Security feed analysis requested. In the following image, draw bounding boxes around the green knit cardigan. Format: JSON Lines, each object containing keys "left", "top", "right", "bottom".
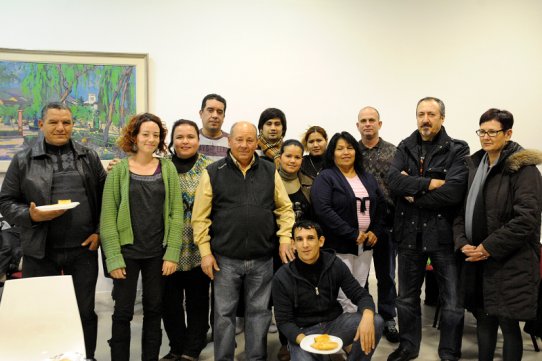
{"left": 100, "top": 157, "right": 184, "bottom": 272}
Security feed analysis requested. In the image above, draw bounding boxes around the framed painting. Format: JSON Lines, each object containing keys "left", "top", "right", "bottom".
{"left": 0, "top": 48, "right": 148, "bottom": 171}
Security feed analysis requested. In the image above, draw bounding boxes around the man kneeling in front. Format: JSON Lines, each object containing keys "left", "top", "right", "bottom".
{"left": 272, "top": 220, "right": 384, "bottom": 360}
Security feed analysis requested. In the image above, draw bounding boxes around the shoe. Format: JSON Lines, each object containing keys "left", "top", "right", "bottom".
{"left": 387, "top": 347, "right": 418, "bottom": 361}
{"left": 383, "top": 322, "right": 400, "bottom": 343}
{"left": 159, "top": 352, "right": 182, "bottom": 361}
{"left": 235, "top": 317, "right": 244, "bottom": 335}
{"left": 277, "top": 345, "right": 290, "bottom": 361}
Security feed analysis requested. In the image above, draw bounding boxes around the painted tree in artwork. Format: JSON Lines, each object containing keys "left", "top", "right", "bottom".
{"left": 20, "top": 63, "right": 92, "bottom": 119}
{"left": 96, "top": 66, "right": 134, "bottom": 144}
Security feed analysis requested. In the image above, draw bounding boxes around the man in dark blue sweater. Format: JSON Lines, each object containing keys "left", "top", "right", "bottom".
{"left": 272, "top": 220, "right": 384, "bottom": 361}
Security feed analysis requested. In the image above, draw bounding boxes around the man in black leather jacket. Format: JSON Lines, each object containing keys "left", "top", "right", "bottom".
{"left": 0, "top": 102, "right": 106, "bottom": 361}
{"left": 386, "top": 97, "right": 469, "bottom": 361}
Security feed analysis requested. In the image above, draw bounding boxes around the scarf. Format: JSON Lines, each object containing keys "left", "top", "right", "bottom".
{"left": 465, "top": 153, "right": 493, "bottom": 243}
{"left": 278, "top": 166, "right": 301, "bottom": 194}
{"left": 258, "top": 135, "right": 282, "bottom": 167}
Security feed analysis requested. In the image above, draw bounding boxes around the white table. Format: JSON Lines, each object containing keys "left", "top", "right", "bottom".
{"left": 0, "top": 275, "right": 85, "bottom": 360}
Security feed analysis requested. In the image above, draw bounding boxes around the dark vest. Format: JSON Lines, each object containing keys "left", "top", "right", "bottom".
{"left": 207, "top": 153, "right": 277, "bottom": 259}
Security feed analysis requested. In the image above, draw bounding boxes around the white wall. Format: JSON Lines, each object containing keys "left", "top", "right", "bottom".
{"left": 3, "top": 0, "right": 542, "bottom": 152}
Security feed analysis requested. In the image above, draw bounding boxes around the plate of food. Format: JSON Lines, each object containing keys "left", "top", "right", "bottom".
{"left": 300, "top": 333, "right": 343, "bottom": 354}
{"left": 36, "top": 200, "right": 80, "bottom": 211}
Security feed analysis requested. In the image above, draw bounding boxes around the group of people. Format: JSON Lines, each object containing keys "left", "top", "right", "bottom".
{"left": 0, "top": 94, "right": 540, "bottom": 361}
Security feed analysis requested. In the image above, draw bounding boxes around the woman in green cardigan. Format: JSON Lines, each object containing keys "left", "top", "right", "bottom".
{"left": 100, "top": 113, "right": 183, "bottom": 361}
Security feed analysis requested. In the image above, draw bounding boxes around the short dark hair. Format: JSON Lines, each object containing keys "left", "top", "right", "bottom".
{"left": 258, "top": 108, "right": 287, "bottom": 136}
{"left": 324, "top": 131, "right": 364, "bottom": 174}
{"left": 118, "top": 113, "right": 168, "bottom": 155}
{"left": 416, "top": 96, "right": 445, "bottom": 117}
{"left": 41, "top": 102, "right": 72, "bottom": 120}
{"left": 168, "top": 119, "right": 199, "bottom": 155}
{"left": 479, "top": 108, "right": 514, "bottom": 130}
{"left": 201, "top": 93, "right": 227, "bottom": 112}
{"left": 280, "top": 139, "right": 304, "bottom": 154}
{"left": 292, "top": 220, "right": 324, "bottom": 239}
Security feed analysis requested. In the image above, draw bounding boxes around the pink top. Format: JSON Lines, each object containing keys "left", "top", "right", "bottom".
{"left": 346, "top": 175, "right": 371, "bottom": 232}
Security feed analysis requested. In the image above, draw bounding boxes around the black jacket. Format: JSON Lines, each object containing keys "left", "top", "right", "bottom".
{"left": 311, "top": 166, "right": 386, "bottom": 255}
{"left": 453, "top": 142, "right": 542, "bottom": 320}
{"left": 387, "top": 128, "right": 469, "bottom": 251}
{"left": 272, "top": 250, "right": 375, "bottom": 343}
{"left": 207, "top": 151, "right": 278, "bottom": 259}
{"left": 0, "top": 137, "right": 107, "bottom": 259}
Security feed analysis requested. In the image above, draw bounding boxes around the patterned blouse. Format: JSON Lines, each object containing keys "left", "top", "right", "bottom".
{"left": 177, "top": 153, "right": 214, "bottom": 271}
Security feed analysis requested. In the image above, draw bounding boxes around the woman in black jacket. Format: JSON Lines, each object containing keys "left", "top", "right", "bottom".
{"left": 311, "top": 131, "right": 385, "bottom": 313}
{"left": 454, "top": 108, "right": 542, "bottom": 361}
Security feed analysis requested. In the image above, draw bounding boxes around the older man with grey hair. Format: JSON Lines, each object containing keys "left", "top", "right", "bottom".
{"left": 192, "top": 121, "right": 295, "bottom": 360}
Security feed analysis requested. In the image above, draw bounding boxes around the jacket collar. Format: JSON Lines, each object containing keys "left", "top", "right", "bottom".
{"left": 403, "top": 126, "right": 451, "bottom": 148}
{"left": 30, "top": 134, "right": 87, "bottom": 158}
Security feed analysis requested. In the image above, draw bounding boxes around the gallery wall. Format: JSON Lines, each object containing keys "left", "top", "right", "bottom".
{"left": 3, "top": 0, "right": 542, "bottom": 152}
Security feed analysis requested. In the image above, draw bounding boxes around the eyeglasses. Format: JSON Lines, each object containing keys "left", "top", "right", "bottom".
{"left": 475, "top": 129, "right": 504, "bottom": 137}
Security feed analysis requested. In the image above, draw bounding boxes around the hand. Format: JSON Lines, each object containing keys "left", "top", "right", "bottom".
{"left": 106, "top": 158, "right": 121, "bottom": 172}
{"left": 201, "top": 254, "right": 220, "bottom": 280}
{"left": 404, "top": 196, "right": 414, "bottom": 203}
{"left": 462, "top": 244, "right": 490, "bottom": 262}
{"left": 162, "top": 260, "right": 177, "bottom": 276}
{"left": 356, "top": 231, "right": 368, "bottom": 245}
{"left": 400, "top": 170, "right": 409, "bottom": 176}
{"left": 81, "top": 233, "right": 100, "bottom": 251}
{"left": 110, "top": 268, "right": 126, "bottom": 279}
{"left": 29, "top": 202, "right": 66, "bottom": 222}
{"left": 279, "top": 243, "right": 295, "bottom": 263}
{"left": 354, "top": 309, "right": 375, "bottom": 355}
{"left": 364, "top": 231, "right": 378, "bottom": 247}
{"left": 429, "top": 179, "right": 446, "bottom": 190}
{"left": 295, "top": 333, "right": 306, "bottom": 345}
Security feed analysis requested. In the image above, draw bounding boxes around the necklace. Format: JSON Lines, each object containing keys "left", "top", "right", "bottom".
{"left": 309, "top": 155, "right": 322, "bottom": 176}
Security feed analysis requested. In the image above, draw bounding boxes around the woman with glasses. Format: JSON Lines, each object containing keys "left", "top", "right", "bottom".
{"left": 454, "top": 108, "right": 542, "bottom": 361}
{"left": 311, "top": 131, "right": 386, "bottom": 312}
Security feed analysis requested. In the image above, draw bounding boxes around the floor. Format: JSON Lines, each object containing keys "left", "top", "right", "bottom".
{"left": 92, "top": 267, "right": 541, "bottom": 361}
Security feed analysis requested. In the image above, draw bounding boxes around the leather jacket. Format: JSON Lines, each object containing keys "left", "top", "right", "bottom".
{"left": 0, "top": 137, "right": 107, "bottom": 258}
{"left": 387, "top": 128, "right": 469, "bottom": 251}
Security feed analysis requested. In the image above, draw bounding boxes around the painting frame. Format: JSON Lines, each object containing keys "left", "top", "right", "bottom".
{"left": 0, "top": 48, "right": 149, "bottom": 172}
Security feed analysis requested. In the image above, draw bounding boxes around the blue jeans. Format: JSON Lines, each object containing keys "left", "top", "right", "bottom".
{"left": 213, "top": 255, "right": 273, "bottom": 361}
{"left": 288, "top": 312, "right": 384, "bottom": 361}
{"left": 372, "top": 228, "right": 397, "bottom": 321}
{"left": 396, "top": 248, "right": 464, "bottom": 360}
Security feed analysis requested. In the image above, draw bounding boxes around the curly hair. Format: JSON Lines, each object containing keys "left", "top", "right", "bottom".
{"left": 117, "top": 113, "right": 168, "bottom": 155}
{"left": 301, "top": 125, "right": 328, "bottom": 149}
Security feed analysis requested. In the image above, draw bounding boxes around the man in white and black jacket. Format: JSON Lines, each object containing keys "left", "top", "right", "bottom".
{"left": 272, "top": 220, "right": 384, "bottom": 361}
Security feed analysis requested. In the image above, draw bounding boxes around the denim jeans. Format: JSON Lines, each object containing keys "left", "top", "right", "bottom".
{"left": 288, "top": 312, "right": 384, "bottom": 361}
{"left": 162, "top": 266, "right": 210, "bottom": 358}
{"left": 110, "top": 256, "right": 164, "bottom": 361}
{"left": 213, "top": 254, "right": 273, "bottom": 361}
{"left": 396, "top": 248, "right": 464, "bottom": 360}
{"left": 371, "top": 228, "right": 397, "bottom": 321}
{"left": 23, "top": 247, "right": 98, "bottom": 359}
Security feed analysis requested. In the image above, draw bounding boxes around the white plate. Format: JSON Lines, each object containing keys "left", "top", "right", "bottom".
{"left": 300, "top": 334, "right": 343, "bottom": 354}
{"left": 36, "top": 202, "right": 80, "bottom": 211}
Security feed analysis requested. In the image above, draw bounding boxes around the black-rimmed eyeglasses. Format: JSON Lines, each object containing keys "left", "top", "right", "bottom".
{"left": 475, "top": 129, "right": 504, "bottom": 137}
